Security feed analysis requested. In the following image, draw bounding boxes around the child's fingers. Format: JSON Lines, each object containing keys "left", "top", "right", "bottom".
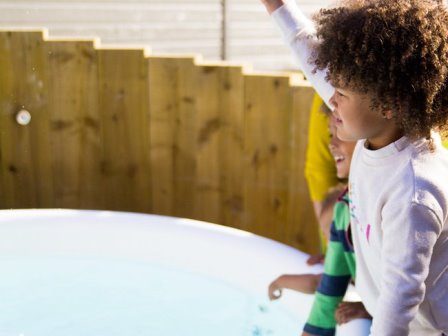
{"left": 335, "top": 308, "right": 348, "bottom": 324}
{"left": 306, "top": 254, "right": 325, "bottom": 265}
{"left": 269, "top": 288, "right": 282, "bottom": 300}
{"left": 268, "top": 282, "right": 282, "bottom": 300}
{"left": 336, "top": 302, "right": 354, "bottom": 315}
{"left": 336, "top": 302, "right": 357, "bottom": 324}
{"left": 336, "top": 302, "right": 371, "bottom": 324}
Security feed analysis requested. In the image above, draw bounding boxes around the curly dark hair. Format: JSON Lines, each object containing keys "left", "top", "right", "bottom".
{"left": 312, "top": 0, "right": 448, "bottom": 143}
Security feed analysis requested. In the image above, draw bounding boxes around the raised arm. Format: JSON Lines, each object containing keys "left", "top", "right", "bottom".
{"left": 260, "top": 0, "right": 285, "bottom": 14}
{"left": 261, "top": 0, "right": 335, "bottom": 108}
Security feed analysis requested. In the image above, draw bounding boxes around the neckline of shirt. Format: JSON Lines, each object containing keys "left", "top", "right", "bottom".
{"left": 361, "top": 136, "right": 410, "bottom": 160}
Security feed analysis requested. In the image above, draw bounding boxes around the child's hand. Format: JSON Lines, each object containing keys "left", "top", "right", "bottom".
{"left": 260, "top": 0, "right": 285, "bottom": 14}
{"left": 335, "top": 301, "right": 372, "bottom": 325}
{"left": 268, "top": 277, "right": 283, "bottom": 300}
{"left": 306, "top": 254, "right": 325, "bottom": 265}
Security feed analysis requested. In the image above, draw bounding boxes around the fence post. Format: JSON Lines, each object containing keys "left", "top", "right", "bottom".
{"left": 221, "top": 0, "right": 228, "bottom": 60}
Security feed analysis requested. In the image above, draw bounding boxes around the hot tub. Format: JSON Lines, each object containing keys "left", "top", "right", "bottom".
{"left": 0, "top": 209, "right": 368, "bottom": 335}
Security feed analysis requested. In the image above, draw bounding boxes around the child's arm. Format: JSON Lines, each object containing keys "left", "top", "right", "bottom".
{"left": 268, "top": 273, "right": 321, "bottom": 300}
{"left": 371, "top": 203, "right": 442, "bottom": 335}
{"left": 261, "top": 0, "right": 335, "bottom": 107}
{"left": 319, "top": 185, "right": 346, "bottom": 240}
{"left": 303, "top": 200, "right": 354, "bottom": 335}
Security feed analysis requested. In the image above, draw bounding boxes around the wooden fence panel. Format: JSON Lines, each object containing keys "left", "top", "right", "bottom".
{"left": 194, "top": 64, "right": 245, "bottom": 227}
{"left": 97, "top": 48, "right": 152, "bottom": 213}
{"left": 194, "top": 64, "right": 223, "bottom": 224}
{"left": 45, "top": 39, "right": 101, "bottom": 209}
{"left": 217, "top": 65, "right": 245, "bottom": 229}
{"left": 149, "top": 60, "right": 246, "bottom": 227}
{"left": 148, "top": 56, "right": 179, "bottom": 216}
{"left": 172, "top": 57, "right": 198, "bottom": 219}
{"left": 0, "top": 31, "right": 53, "bottom": 208}
{"left": 148, "top": 56, "right": 200, "bottom": 219}
{"left": 244, "top": 74, "right": 293, "bottom": 242}
{"left": 148, "top": 56, "right": 199, "bottom": 220}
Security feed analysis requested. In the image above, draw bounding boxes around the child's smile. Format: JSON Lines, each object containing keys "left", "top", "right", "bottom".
{"left": 328, "top": 116, "right": 357, "bottom": 179}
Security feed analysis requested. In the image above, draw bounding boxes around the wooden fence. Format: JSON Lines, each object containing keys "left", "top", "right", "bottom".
{"left": 0, "top": 30, "right": 320, "bottom": 254}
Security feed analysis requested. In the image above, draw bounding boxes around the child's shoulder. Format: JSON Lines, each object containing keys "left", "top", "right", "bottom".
{"left": 409, "top": 136, "right": 448, "bottom": 180}
{"left": 407, "top": 137, "right": 448, "bottom": 216}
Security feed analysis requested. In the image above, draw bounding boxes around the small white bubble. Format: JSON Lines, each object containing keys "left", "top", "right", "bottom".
{"left": 16, "top": 110, "right": 31, "bottom": 126}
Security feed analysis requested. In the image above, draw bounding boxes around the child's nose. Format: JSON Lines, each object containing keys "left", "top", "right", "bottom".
{"left": 329, "top": 91, "right": 338, "bottom": 109}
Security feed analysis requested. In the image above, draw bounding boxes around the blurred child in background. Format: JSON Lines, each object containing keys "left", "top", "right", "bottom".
{"left": 268, "top": 108, "right": 371, "bottom": 336}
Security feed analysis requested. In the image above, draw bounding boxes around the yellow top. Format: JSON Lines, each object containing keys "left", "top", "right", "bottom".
{"left": 305, "top": 94, "right": 339, "bottom": 202}
{"left": 443, "top": 139, "right": 448, "bottom": 149}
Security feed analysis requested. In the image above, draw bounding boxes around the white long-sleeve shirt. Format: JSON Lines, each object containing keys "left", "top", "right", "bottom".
{"left": 349, "top": 136, "right": 448, "bottom": 336}
{"left": 271, "top": 2, "right": 448, "bottom": 335}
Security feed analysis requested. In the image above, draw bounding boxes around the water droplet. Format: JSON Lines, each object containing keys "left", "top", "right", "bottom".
{"left": 252, "top": 326, "right": 262, "bottom": 335}
{"left": 258, "top": 304, "right": 268, "bottom": 313}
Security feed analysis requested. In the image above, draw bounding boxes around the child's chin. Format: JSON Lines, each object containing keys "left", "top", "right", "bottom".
{"left": 336, "top": 170, "right": 349, "bottom": 179}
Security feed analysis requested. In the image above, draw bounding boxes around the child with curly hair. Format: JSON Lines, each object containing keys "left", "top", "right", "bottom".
{"left": 261, "top": 0, "right": 448, "bottom": 335}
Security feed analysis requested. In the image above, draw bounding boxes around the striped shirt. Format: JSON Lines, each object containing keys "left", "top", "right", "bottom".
{"left": 303, "top": 188, "right": 356, "bottom": 336}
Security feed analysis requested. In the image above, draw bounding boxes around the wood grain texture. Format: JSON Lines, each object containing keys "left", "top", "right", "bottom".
{"left": 0, "top": 31, "right": 320, "bottom": 253}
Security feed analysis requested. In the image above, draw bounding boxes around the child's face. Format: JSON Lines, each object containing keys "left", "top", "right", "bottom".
{"left": 328, "top": 116, "right": 357, "bottom": 179}
{"left": 329, "top": 87, "right": 402, "bottom": 149}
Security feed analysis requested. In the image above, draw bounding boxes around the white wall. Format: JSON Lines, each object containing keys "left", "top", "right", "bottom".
{"left": 226, "top": 0, "right": 331, "bottom": 70}
{"left": 0, "top": 0, "right": 333, "bottom": 70}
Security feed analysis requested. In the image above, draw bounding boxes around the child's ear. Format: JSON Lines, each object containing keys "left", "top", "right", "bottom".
{"left": 382, "top": 110, "right": 394, "bottom": 120}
